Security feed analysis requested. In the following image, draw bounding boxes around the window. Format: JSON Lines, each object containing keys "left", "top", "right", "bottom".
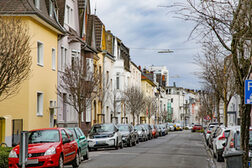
{"left": 37, "top": 92, "right": 43, "bottom": 116}
{"left": 49, "top": 0, "right": 53, "bottom": 17}
{"left": 116, "top": 76, "right": 120, "bottom": 89}
{"left": 37, "top": 42, "right": 43, "bottom": 66}
{"left": 52, "top": 48, "right": 56, "bottom": 70}
{"left": 34, "top": 0, "right": 40, "bottom": 9}
{"left": 66, "top": 5, "right": 70, "bottom": 24}
{"left": 60, "top": 47, "right": 67, "bottom": 71}
{"left": 71, "top": 51, "right": 78, "bottom": 70}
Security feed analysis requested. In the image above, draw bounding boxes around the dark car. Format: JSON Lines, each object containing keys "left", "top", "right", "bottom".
{"left": 8, "top": 128, "right": 79, "bottom": 168}
{"left": 139, "top": 124, "right": 152, "bottom": 140}
{"left": 67, "top": 127, "right": 89, "bottom": 161}
{"left": 118, "top": 124, "right": 137, "bottom": 147}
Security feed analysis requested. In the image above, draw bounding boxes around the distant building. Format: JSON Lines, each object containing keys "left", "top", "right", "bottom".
{"left": 146, "top": 66, "right": 169, "bottom": 87}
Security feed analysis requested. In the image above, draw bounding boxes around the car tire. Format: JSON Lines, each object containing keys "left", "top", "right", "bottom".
{"left": 83, "top": 150, "right": 89, "bottom": 160}
{"left": 120, "top": 141, "right": 123, "bottom": 149}
{"left": 57, "top": 155, "right": 64, "bottom": 168}
{"left": 133, "top": 140, "right": 136, "bottom": 146}
{"left": 72, "top": 152, "right": 80, "bottom": 168}
{"left": 137, "top": 139, "right": 139, "bottom": 144}
{"left": 217, "top": 153, "right": 223, "bottom": 162}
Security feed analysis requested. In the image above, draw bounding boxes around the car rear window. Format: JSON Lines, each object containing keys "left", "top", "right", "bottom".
{"left": 28, "top": 130, "right": 60, "bottom": 144}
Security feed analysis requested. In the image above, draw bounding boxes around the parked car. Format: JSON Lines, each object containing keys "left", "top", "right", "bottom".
{"left": 191, "top": 124, "right": 203, "bottom": 132}
{"left": 67, "top": 127, "right": 89, "bottom": 161}
{"left": 205, "top": 125, "right": 216, "bottom": 145}
{"left": 87, "top": 123, "right": 123, "bottom": 150}
{"left": 150, "top": 124, "right": 158, "bottom": 138}
{"left": 117, "top": 124, "right": 137, "bottom": 147}
{"left": 159, "top": 124, "right": 166, "bottom": 136}
{"left": 8, "top": 128, "right": 79, "bottom": 168}
{"left": 212, "top": 126, "right": 235, "bottom": 162}
{"left": 135, "top": 125, "right": 148, "bottom": 141}
{"left": 155, "top": 124, "right": 161, "bottom": 136}
{"left": 208, "top": 125, "right": 221, "bottom": 149}
{"left": 139, "top": 124, "right": 152, "bottom": 140}
{"left": 161, "top": 124, "right": 169, "bottom": 135}
{"left": 168, "top": 123, "right": 175, "bottom": 131}
{"left": 175, "top": 123, "right": 183, "bottom": 131}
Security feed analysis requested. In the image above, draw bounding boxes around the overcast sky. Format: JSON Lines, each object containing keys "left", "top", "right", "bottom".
{"left": 90, "top": 0, "right": 202, "bottom": 90}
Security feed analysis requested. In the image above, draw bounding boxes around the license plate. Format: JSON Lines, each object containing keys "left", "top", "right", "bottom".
{"left": 248, "top": 161, "right": 250, "bottom": 167}
{"left": 27, "top": 159, "right": 39, "bottom": 164}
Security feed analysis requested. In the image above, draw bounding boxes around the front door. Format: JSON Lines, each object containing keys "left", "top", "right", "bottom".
{"left": 0, "top": 118, "right": 4, "bottom": 144}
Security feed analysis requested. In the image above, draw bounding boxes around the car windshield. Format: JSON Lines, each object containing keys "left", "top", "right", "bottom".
{"left": 135, "top": 126, "right": 142, "bottom": 131}
{"left": 90, "top": 124, "right": 115, "bottom": 133}
{"left": 28, "top": 130, "right": 60, "bottom": 144}
{"left": 118, "top": 125, "right": 129, "bottom": 131}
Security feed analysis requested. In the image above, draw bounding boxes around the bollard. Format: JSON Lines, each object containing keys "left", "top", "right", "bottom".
{"left": 19, "top": 131, "right": 28, "bottom": 168}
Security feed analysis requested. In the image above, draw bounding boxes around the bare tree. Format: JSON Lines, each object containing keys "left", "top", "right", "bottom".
{"left": 169, "top": 1, "right": 252, "bottom": 165}
{"left": 124, "top": 87, "right": 145, "bottom": 126}
{"left": 0, "top": 17, "right": 31, "bottom": 101}
{"left": 160, "top": 109, "right": 168, "bottom": 123}
{"left": 58, "top": 57, "right": 100, "bottom": 128}
{"left": 196, "top": 39, "right": 236, "bottom": 127}
{"left": 145, "top": 97, "right": 157, "bottom": 124}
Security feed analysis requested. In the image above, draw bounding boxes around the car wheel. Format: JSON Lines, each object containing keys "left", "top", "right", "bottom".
{"left": 83, "top": 150, "right": 89, "bottom": 160}
{"left": 120, "top": 141, "right": 124, "bottom": 149}
{"left": 217, "top": 153, "right": 223, "bottom": 162}
{"left": 72, "top": 152, "right": 80, "bottom": 168}
{"left": 132, "top": 140, "right": 136, "bottom": 146}
{"left": 136, "top": 138, "right": 139, "bottom": 144}
{"left": 57, "top": 155, "right": 64, "bottom": 168}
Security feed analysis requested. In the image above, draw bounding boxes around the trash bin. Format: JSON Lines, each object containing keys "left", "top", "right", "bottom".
{"left": 223, "top": 151, "right": 243, "bottom": 168}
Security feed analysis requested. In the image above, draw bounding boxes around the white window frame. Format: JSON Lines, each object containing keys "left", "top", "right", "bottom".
{"left": 37, "top": 41, "right": 43, "bottom": 66}
{"left": 37, "top": 92, "right": 44, "bottom": 116}
{"left": 52, "top": 48, "right": 56, "bottom": 70}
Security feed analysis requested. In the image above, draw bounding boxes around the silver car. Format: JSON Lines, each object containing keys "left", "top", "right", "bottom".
{"left": 135, "top": 125, "right": 148, "bottom": 142}
{"left": 87, "top": 123, "right": 123, "bottom": 150}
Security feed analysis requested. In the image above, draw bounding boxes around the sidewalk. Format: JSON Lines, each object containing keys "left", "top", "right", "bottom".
{"left": 201, "top": 133, "right": 225, "bottom": 168}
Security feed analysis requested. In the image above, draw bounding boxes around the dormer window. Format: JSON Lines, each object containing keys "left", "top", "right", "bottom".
{"left": 49, "top": 0, "right": 53, "bottom": 17}
{"left": 34, "top": 0, "right": 40, "bottom": 9}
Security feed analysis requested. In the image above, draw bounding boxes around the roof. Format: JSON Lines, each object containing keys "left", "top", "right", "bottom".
{"left": 141, "top": 73, "right": 156, "bottom": 87}
{"left": 0, "top": 0, "right": 64, "bottom": 33}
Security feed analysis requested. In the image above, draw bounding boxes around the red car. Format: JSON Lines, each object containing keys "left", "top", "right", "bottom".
{"left": 191, "top": 125, "right": 203, "bottom": 132}
{"left": 8, "top": 128, "right": 79, "bottom": 168}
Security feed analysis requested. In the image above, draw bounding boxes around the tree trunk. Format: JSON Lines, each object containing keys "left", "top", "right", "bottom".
{"left": 132, "top": 112, "right": 135, "bottom": 126}
{"left": 216, "top": 97, "right": 220, "bottom": 125}
{"left": 137, "top": 114, "right": 140, "bottom": 125}
{"left": 224, "top": 100, "right": 228, "bottom": 127}
{"left": 78, "top": 112, "right": 82, "bottom": 128}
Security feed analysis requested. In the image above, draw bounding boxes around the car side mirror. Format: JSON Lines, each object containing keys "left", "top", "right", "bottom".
{"left": 79, "top": 136, "right": 85, "bottom": 140}
{"left": 115, "top": 128, "right": 119, "bottom": 132}
{"left": 222, "top": 142, "right": 226, "bottom": 147}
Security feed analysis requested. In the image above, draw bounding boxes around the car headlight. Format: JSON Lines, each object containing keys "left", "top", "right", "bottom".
{"left": 44, "top": 147, "right": 56, "bottom": 156}
{"left": 9, "top": 150, "right": 18, "bottom": 158}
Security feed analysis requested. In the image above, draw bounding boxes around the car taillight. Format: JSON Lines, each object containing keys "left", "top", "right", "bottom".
{"left": 218, "top": 132, "right": 225, "bottom": 140}
{"left": 230, "top": 138, "right": 234, "bottom": 148}
{"left": 207, "top": 130, "right": 211, "bottom": 134}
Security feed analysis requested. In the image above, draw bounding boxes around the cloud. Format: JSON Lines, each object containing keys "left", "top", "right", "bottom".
{"left": 91, "top": 0, "right": 202, "bottom": 89}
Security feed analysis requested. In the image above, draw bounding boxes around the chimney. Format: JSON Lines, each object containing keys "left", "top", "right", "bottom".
{"left": 138, "top": 66, "right": 141, "bottom": 70}
{"left": 173, "top": 82, "right": 176, "bottom": 87}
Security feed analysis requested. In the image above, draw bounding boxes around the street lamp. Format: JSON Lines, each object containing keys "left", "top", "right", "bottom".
{"left": 158, "top": 49, "right": 174, "bottom": 53}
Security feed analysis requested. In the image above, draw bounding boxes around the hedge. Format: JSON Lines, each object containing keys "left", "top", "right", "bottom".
{"left": 0, "top": 147, "right": 13, "bottom": 168}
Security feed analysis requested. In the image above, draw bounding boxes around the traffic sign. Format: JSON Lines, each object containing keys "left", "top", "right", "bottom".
{"left": 245, "top": 80, "right": 252, "bottom": 104}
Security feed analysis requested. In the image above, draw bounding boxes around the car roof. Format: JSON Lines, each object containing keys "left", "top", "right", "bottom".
{"left": 29, "top": 128, "right": 62, "bottom": 132}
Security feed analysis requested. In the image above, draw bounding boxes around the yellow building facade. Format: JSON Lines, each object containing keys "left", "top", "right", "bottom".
{"left": 0, "top": 16, "right": 62, "bottom": 146}
{"left": 141, "top": 75, "right": 156, "bottom": 124}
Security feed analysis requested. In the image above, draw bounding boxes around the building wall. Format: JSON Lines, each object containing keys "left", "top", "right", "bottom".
{"left": 0, "top": 17, "right": 59, "bottom": 146}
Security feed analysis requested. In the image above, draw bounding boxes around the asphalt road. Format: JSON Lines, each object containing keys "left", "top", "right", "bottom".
{"left": 74, "top": 131, "right": 210, "bottom": 168}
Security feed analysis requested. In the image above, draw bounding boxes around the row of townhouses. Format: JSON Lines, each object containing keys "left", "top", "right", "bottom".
{"left": 0, "top": 0, "right": 227, "bottom": 147}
